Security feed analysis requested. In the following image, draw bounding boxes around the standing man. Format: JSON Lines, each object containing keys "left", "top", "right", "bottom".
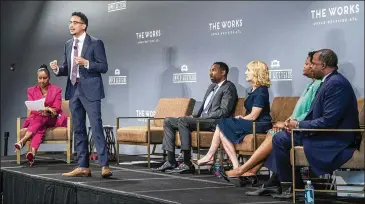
{"left": 50, "top": 12, "right": 112, "bottom": 178}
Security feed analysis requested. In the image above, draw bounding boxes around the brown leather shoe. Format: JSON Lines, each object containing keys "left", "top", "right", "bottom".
{"left": 62, "top": 168, "right": 91, "bottom": 177}
{"left": 101, "top": 166, "right": 112, "bottom": 178}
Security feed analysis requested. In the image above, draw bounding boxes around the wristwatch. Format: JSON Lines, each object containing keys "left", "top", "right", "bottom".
{"left": 295, "top": 121, "right": 300, "bottom": 129}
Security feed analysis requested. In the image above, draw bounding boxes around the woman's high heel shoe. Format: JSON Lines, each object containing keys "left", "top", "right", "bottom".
{"left": 192, "top": 159, "right": 214, "bottom": 166}
{"left": 14, "top": 142, "right": 23, "bottom": 151}
{"left": 26, "top": 152, "right": 35, "bottom": 167}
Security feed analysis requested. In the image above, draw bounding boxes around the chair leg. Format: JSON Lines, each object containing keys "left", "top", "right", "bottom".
{"left": 16, "top": 150, "right": 20, "bottom": 164}
{"left": 67, "top": 142, "right": 71, "bottom": 164}
{"left": 147, "top": 144, "right": 151, "bottom": 168}
{"left": 116, "top": 143, "right": 120, "bottom": 165}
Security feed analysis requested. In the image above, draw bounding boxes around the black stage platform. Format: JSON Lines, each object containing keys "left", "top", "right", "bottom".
{"left": 1, "top": 154, "right": 363, "bottom": 204}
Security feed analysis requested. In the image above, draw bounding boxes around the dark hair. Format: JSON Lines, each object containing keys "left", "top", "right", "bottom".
{"left": 308, "top": 51, "right": 316, "bottom": 62}
{"left": 38, "top": 64, "right": 50, "bottom": 78}
{"left": 315, "top": 49, "right": 338, "bottom": 70}
{"left": 213, "top": 62, "right": 229, "bottom": 77}
{"left": 72, "top": 11, "right": 88, "bottom": 31}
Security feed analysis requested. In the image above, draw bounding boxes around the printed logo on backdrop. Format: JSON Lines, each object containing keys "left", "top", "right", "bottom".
{"left": 269, "top": 60, "right": 292, "bottom": 81}
{"left": 209, "top": 19, "right": 243, "bottom": 36}
{"left": 136, "top": 110, "right": 156, "bottom": 122}
{"left": 109, "top": 69, "right": 127, "bottom": 85}
{"left": 108, "top": 1, "right": 126, "bottom": 12}
{"left": 173, "top": 65, "right": 197, "bottom": 83}
{"left": 136, "top": 30, "right": 161, "bottom": 44}
{"left": 310, "top": 3, "right": 361, "bottom": 26}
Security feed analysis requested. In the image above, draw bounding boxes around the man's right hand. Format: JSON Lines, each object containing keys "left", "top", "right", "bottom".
{"left": 49, "top": 60, "right": 59, "bottom": 72}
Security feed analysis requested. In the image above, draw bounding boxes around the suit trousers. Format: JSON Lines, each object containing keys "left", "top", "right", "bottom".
{"left": 161, "top": 117, "right": 215, "bottom": 153}
{"left": 264, "top": 130, "right": 303, "bottom": 182}
{"left": 69, "top": 83, "right": 108, "bottom": 168}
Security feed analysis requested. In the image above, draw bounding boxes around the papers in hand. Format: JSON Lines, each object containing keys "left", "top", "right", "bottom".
{"left": 25, "top": 98, "right": 45, "bottom": 111}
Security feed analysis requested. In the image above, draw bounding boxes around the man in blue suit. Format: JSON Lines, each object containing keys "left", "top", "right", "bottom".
{"left": 247, "top": 49, "right": 359, "bottom": 197}
{"left": 50, "top": 12, "right": 112, "bottom": 178}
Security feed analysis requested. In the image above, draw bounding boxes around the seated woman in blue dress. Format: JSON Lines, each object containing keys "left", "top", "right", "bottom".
{"left": 195, "top": 60, "right": 272, "bottom": 169}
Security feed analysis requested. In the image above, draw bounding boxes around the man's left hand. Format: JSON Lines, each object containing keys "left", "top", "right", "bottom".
{"left": 74, "top": 56, "right": 89, "bottom": 66}
{"left": 285, "top": 119, "right": 298, "bottom": 131}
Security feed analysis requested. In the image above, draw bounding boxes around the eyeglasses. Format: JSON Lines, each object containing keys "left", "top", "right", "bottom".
{"left": 69, "top": 21, "right": 84, "bottom": 25}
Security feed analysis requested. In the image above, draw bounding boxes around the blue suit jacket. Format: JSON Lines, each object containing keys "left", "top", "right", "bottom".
{"left": 57, "top": 34, "right": 108, "bottom": 101}
{"left": 299, "top": 71, "right": 359, "bottom": 176}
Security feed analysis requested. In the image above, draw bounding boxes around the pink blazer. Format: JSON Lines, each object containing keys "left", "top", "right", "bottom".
{"left": 23, "top": 83, "right": 67, "bottom": 128}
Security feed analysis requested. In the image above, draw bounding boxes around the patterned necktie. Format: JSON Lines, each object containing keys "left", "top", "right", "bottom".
{"left": 71, "top": 39, "right": 79, "bottom": 85}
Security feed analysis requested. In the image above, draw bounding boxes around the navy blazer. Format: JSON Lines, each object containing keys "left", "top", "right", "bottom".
{"left": 57, "top": 34, "right": 108, "bottom": 101}
{"left": 299, "top": 71, "right": 359, "bottom": 176}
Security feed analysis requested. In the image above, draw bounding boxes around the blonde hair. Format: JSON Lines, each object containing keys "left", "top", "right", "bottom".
{"left": 246, "top": 60, "right": 271, "bottom": 88}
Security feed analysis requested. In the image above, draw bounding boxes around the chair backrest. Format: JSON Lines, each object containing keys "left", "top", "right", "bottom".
{"left": 357, "top": 98, "right": 364, "bottom": 153}
{"left": 27, "top": 99, "right": 71, "bottom": 118}
{"left": 153, "top": 98, "right": 196, "bottom": 127}
{"left": 233, "top": 98, "right": 246, "bottom": 117}
{"left": 270, "top": 97, "right": 300, "bottom": 122}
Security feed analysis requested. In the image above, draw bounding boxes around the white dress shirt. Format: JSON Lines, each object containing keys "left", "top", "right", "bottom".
{"left": 53, "top": 32, "right": 89, "bottom": 78}
{"left": 203, "top": 80, "right": 225, "bottom": 112}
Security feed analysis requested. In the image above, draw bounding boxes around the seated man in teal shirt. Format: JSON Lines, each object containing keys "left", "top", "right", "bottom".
{"left": 223, "top": 51, "right": 321, "bottom": 183}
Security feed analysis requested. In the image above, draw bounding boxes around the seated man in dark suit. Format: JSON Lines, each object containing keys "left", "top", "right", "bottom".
{"left": 246, "top": 49, "right": 360, "bottom": 197}
{"left": 153, "top": 62, "right": 238, "bottom": 174}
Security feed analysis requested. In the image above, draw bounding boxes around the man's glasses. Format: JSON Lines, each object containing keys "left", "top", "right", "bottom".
{"left": 69, "top": 21, "right": 84, "bottom": 25}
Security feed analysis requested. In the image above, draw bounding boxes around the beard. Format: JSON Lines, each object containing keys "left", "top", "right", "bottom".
{"left": 210, "top": 77, "right": 217, "bottom": 83}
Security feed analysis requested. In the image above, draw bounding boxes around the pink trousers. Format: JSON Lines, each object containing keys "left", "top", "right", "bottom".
{"left": 22, "top": 114, "right": 57, "bottom": 149}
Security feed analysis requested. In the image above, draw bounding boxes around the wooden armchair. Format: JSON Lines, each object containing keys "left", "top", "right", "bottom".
{"left": 235, "top": 96, "right": 299, "bottom": 156}
{"left": 116, "top": 98, "right": 196, "bottom": 168}
{"left": 290, "top": 98, "right": 365, "bottom": 203}
{"left": 16, "top": 100, "right": 72, "bottom": 164}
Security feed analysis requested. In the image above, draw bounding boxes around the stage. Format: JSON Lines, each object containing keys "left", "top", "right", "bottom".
{"left": 1, "top": 154, "right": 363, "bottom": 204}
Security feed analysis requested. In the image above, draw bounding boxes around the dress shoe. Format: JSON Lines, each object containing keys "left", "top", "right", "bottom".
{"left": 220, "top": 171, "right": 258, "bottom": 187}
{"left": 26, "top": 152, "right": 34, "bottom": 167}
{"left": 152, "top": 161, "right": 177, "bottom": 172}
{"left": 62, "top": 168, "right": 91, "bottom": 177}
{"left": 271, "top": 186, "right": 293, "bottom": 199}
{"left": 101, "top": 166, "right": 113, "bottom": 178}
{"left": 165, "top": 163, "right": 195, "bottom": 174}
{"left": 245, "top": 184, "right": 282, "bottom": 196}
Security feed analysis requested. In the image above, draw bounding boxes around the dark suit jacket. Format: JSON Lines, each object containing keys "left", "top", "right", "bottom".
{"left": 193, "top": 80, "right": 238, "bottom": 120}
{"left": 299, "top": 71, "right": 359, "bottom": 176}
{"left": 56, "top": 34, "right": 108, "bottom": 101}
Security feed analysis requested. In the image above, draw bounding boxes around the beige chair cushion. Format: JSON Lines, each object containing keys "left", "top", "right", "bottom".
{"left": 233, "top": 98, "right": 246, "bottom": 117}
{"left": 293, "top": 146, "right": 364, "bottom": 169}
{"left": 153, "top": 98, "right": 195, "bottom": 127}
{"left": 117, "top": 126, "right": 164, "bottom": 144}
{"left": 235, "top": 133, "right": 267, "bottom": 152}
{"left": 20, "top": 127, "right": 69, "bottom": 141}
{"left": 270, "top": 97, "right": 299, "bottom": 122}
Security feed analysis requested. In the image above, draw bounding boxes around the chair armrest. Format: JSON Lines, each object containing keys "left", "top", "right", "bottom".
{"left": 291, "top": 128, "right": 365, "bottom": 149}
{"left": 17, "top": 116, "right": 28, "bottom": 120}
{"left": 116, "top": 116, "right": 154, "bottom": 129}
{"left": 195, "top": 118, "right": 216, "bottom": 132}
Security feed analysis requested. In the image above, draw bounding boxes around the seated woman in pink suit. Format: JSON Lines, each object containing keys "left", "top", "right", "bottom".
{"left": 14, "top": 64, "right": 67, "bottom": 166}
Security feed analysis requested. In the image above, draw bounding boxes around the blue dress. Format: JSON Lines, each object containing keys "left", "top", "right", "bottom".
{"left": 217, "top": 86, "right": 272, "bottom": 144}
